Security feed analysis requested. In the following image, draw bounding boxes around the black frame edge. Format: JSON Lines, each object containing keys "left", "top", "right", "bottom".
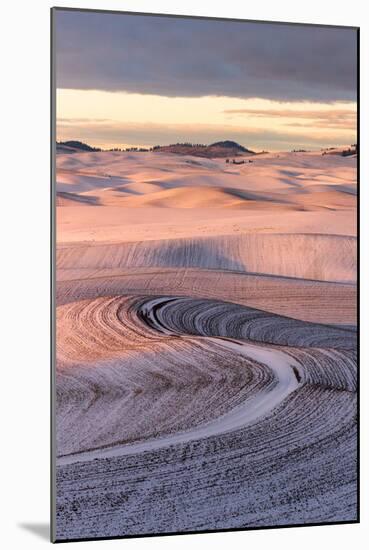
{"left": 50, "top": 6, "right": 57, "bottom": 544}
{"left": 356, "top": 25, "right": 360, "bottom": 525}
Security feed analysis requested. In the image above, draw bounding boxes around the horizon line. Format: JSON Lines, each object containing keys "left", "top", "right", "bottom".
{"left": 56, "top": 138, "right": 357, "bottom": 153}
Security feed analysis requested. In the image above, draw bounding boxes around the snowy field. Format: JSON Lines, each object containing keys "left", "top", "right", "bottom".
{"left": 55, "top": 149, "right": 357, "bottom": 539}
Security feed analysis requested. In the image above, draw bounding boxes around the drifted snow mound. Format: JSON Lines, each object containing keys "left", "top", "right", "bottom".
{"left": 57, "top": 232, "right": 356, "bottom": 283}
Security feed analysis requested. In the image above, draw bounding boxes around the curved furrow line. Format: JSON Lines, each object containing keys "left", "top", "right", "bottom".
{"left": 56, "top": 383, "right": 357, "bottom": 537}
{"left": 56, "top": 267, "right": 357, "bottom": 326}
{"left": 56, "top": 232, "right": 357, "bottom": 283}
{"left": 56, "top": 338, "right": 276, "bottom": 458}
{"left": 137, "top": 295, "right": 356, "bottom": 350}
{"left": 56, "top": 294, "right": 356, "bottom": 465}
{"left": 57, "top": 338, "right": 299, "bottom": 464}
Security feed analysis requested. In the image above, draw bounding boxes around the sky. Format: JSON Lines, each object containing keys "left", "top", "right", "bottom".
{"left": 55, "top": 10, "right": 357, "bottom": 151}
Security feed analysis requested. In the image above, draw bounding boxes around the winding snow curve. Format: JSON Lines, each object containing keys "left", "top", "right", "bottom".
{"left": 58, "top": 337, "right": 299, "bottom": 465}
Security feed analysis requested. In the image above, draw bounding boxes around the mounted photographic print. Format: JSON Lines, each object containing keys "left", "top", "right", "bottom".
{"left": 51, "top": 7, "right": 359, "bottom": 542}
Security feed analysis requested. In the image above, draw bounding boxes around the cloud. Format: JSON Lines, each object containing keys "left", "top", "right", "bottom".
{"left": 224, "top": 108, "right": 357, "bottom": 129}
{"left": 58, "top": 117, "right": 111, "bottom": 123}
{"left": 56, "top": 119, "right": 357, "bottom": 151}
{"left": 54, "top": 10, "right": 357, "bottom": 102}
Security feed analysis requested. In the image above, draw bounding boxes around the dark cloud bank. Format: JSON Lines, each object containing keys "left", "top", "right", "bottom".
{"left": 55, "top": 10, "right": 357, "bottom": 102}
